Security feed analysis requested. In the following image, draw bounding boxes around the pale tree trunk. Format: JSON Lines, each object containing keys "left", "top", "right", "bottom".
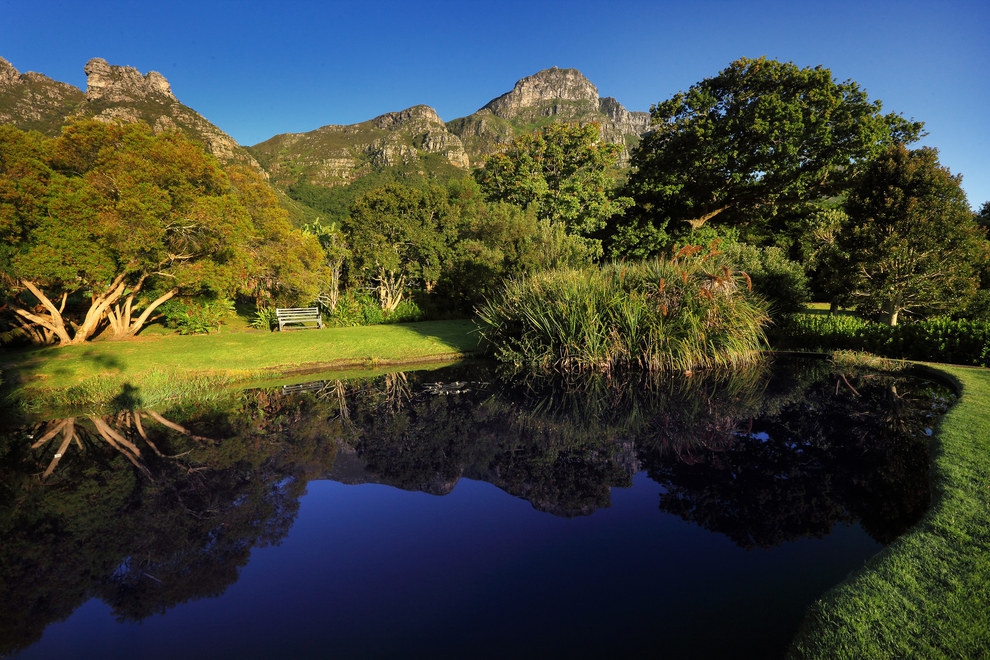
{"left": 317, "top": 257, "right": 344, "bottom": 311}
{"left": 884, "top": 300, "right": 900, "bottom": 327}
{"left": 11, "top": 275, "right": 128, "bottom": 345}
{"left": 11, "top": 281, "right": 75, "bottom": 344}
{"left": 106, "top": 276, "right": 178, "bottom": 339}
{"left": 376, "top": 267, "right": 406, "bottom": 313}
{"left": 686, "top": 206, "right": 730, "bottom": 230}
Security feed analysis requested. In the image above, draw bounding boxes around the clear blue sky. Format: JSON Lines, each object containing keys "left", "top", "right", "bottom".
{"left": 3, "top": 0, "right": 988, "bottom": 207}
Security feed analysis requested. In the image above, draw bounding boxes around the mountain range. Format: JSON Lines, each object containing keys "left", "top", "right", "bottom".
{"left": 0, "top": 57, "right": 650, "bottom": 191}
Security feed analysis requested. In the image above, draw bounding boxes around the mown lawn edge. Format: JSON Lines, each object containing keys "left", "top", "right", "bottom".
{"left": 789, "top": 363, "right": 990, "bottom": 658}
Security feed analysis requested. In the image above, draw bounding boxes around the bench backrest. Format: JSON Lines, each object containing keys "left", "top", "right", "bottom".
{"left": 275, "top": 307, "right": 323, "bottom": 330}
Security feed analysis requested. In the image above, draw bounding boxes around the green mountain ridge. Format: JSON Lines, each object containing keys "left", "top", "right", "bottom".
{"left": 253, "top": 66, "right": 651, "bottom": 190}
{"left": 0, "top": 56, "right": 261, "bottom": 172}
{"left": 1, "top": 58, "right": 649, "bottom": 196}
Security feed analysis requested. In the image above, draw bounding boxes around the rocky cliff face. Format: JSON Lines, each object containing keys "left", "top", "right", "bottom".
{"left": 482, "top": 67, "right": 600, "bottom": 117}
{"left": 0, "top": 57, "right": 85, "bottom": 134}
{"left": 3, "top": 57, "right": 649, "bottom": 193}
{"left": 254, "top": 66, "right": 650, "bottom": 189}
{"left": 447, "top": 67, "right": 651, "bottom": 166}
{"left": 0, "top": 57, "right": 260, "bottom": 171}
{"left": 79, "top": 58, "right": 260, "bottom": 169}
{"left": 83, "top": 57, "right": 176, "bottom": 102}
{"left": 251, "top": 104, "right": 470, "bottom": 189}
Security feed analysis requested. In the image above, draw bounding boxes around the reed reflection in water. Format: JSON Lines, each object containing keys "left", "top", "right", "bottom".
{"left": 0, "top": 357, "right": 953, "bottom": 657}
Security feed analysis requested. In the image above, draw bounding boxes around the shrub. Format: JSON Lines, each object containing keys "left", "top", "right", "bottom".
{"left": 251, "top": 306, "right": 279, "bottom": 331}
{"left": 773, "top": 313, "right": 990, "bottom": 366}
{"left": 158, "top": 298, "right": 235, "bottom": 335}
{"left": 720, "top": 242, "right": 810, "bottom": 316}
{"left": 475, "top": 246, "right": 770, "bottom": 373}
{"left": 324, "top": 291, "right": 424, "bottom": 327}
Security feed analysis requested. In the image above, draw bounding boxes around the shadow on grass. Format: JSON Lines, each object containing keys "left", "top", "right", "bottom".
{"left": 109, "top": 382, "right": 143, "bottom": 411}
{"left": 396, "top": 319, "right": 483, "bottom": 356}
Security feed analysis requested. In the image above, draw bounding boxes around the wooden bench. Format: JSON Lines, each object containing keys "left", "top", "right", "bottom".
{"left": 276, "top": 307, "right": 324, "bottom": 331}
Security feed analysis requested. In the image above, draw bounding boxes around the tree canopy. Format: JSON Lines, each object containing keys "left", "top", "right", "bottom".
{"left": 613, "top": 57, "right": 924, "bottom": 257}
{"left": 0, "top": 118, "right": 324, "bottom": 344}
{"left": 839, "top": 144, "right": 986, "bottom": 325}
{"left": 475, "top": 122, "right": 631, "bottom": 257}
{"left": 342, "top": 182, "right": 459, "bottom": 311}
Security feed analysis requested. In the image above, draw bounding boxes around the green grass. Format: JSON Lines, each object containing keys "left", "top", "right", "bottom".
{"left": 790, "top": 363, "right": 990, "bottom": 658}
{"left": 0, "top": 320, "right": 479, "bottom": 413}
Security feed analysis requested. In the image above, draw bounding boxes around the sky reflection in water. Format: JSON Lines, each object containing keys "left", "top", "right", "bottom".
{"left": 1, "top": 358, "right": 953, "bottom": 659}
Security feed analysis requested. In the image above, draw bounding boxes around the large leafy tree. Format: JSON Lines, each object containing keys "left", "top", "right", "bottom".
{"left": 0, "top": 119, "right": 323, "bottom": 344}
{"left": 839, "top": 145, "right": 986, "bottom": 326}
{"left": 614, "top": 57, "right": 924, "bottom": 257}
{"left": 475, "top": 122, "right": 631, "bottom": 257}
{"left": 342, "top": 182, "right": 460, "bottom": 312}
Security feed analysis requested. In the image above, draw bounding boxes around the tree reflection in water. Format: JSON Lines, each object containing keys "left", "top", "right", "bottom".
{"left": 0, "top": 357, "right": 953, "bottom": 654}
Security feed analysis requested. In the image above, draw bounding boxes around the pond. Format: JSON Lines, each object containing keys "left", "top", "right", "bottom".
{"left": 0, "top": 357, "right": 954, "bottom": 659}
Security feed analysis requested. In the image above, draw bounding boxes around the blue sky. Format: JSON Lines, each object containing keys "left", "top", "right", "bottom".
{"left": 3, "top": 0, "right": 988, "bottom": 207}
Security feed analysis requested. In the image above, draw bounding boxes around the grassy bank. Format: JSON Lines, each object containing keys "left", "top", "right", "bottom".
{"left": 0, "top": 319, "right": 479, "bottom": 413}
{"left": 790, "top": 364, "right": 990, "bottom": 658}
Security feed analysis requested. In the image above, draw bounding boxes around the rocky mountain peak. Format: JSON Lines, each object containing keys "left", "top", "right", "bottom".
{"left": 482, "top": 67, "right": 599, "bottom": 118}
{"left": 84, "top": 57, "right": 175, "bottom": 102}
{"left": 373, "top": 104, "right": 444, "bottom": 130}
{"left": 0, "top": 57, "right": 20, "bottom": 86}
{"left": 0, "top": 57, "right": 87, "bottom": 134}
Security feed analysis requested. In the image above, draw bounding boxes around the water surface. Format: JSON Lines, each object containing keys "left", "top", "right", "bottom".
{"left": 0, "top": 358, "right": 953, "bottom": 658}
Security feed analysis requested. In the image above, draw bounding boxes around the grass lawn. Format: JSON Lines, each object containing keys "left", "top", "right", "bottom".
{"left": 790, "top": 364, "right": 990, "bottom": 658}
{"left": 0, "top": 319, "right": 480, "bottom": 412}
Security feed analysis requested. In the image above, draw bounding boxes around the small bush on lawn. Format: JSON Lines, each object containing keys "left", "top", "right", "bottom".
{"left": 158, "top": 298, "right": 235, "bottom": 335}
{"left": 323, "top": 291, "right": 424, "bottom": 327}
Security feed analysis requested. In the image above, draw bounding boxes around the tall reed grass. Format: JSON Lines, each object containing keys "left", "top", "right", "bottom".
{"left": 475, "top": 246, "right": 770, "bottom": 373}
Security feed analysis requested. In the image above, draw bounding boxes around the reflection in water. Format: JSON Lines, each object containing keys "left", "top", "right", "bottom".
{"left": 0, "top": 358, "right": 953, "bottom": 656}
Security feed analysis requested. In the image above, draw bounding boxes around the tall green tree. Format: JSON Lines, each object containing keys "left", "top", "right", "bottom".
{"left": 342, "top": 182, "right": 459, "bottom": 312}
{"left": 0, "top": 119, "right": 324, "bottom": 344}
{"left": 613, "top": 57, "right": 924, "bottom": 257}
{"left": 475, "top": 122, "right": 631, "bottom": 258}
{"left": 839, "top": 145, "right": 986, "bottom": 326}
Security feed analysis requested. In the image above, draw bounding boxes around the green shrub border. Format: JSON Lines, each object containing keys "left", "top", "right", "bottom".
{"left": 772, "top": 314, "right": 990, "bottom": 366}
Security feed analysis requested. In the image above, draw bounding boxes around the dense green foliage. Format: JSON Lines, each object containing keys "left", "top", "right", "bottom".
{"left": 773, "top": 313, "right": 990, "bottom": 366}
{"left": 0, "top": 119, "right": 325, "bottom": 345}
{"left": 157, "top": 297, "right": 236, "bottom": 335}
{"left": 475, "top": 247, "right": 769, "bottom": 373}
{"left": 612, "top": 56, "right": 924, "bottom": 257}
{"left": 718, "top": 240, "right": 810, "bottom": 316}
{"left": 839, "top": 144, "right": 986, "bottom": 325}
{"left": 475, "top": 122, "right": 632, "bottom": 256}
{"left": 285, "top": 154, "right": 468, "bottom": 225}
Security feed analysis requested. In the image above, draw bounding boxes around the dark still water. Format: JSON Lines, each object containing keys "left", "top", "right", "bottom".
{"left": 0, "top": 358, "right": 953, "bottom": 659}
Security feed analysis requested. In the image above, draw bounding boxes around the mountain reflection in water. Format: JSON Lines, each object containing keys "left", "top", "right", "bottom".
{"left": 0, "top": 358, "right": 954, "bottom": 658}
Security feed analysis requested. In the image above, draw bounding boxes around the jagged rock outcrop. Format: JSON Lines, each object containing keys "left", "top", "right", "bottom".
{"left": 447, "top": 66, "right": 651, "bottom": 166}
{"left": 483, "top": 67, "right": 600, "bottom": 117}
{"left": 251, "top": 66, "right": 649, "bottom": 189}
{"left": 79, "top": 58, "right": 260, "bottom": 169}
{"left": 0, "top": 57, "right": 260, "bottom": 171}
{"left": 4, "top": 57, "right": 649, "bottom": 193}
{"left": 83, "top": 57, "right": 176, "bottom": 102}
{"left": 250, "top": 104, "right": 469, "bottom": 189}
{"left": 0, "top": 57, "right": 85, "bottom": 134}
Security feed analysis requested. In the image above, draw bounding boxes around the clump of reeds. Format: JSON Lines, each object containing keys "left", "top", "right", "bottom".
{"left": 475, "top": 245, "right": 770, "bottom": 374}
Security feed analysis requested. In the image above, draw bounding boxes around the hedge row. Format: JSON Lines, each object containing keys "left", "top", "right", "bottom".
{"left": 772, "top": 314, "right": 990, "bottom": 366}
